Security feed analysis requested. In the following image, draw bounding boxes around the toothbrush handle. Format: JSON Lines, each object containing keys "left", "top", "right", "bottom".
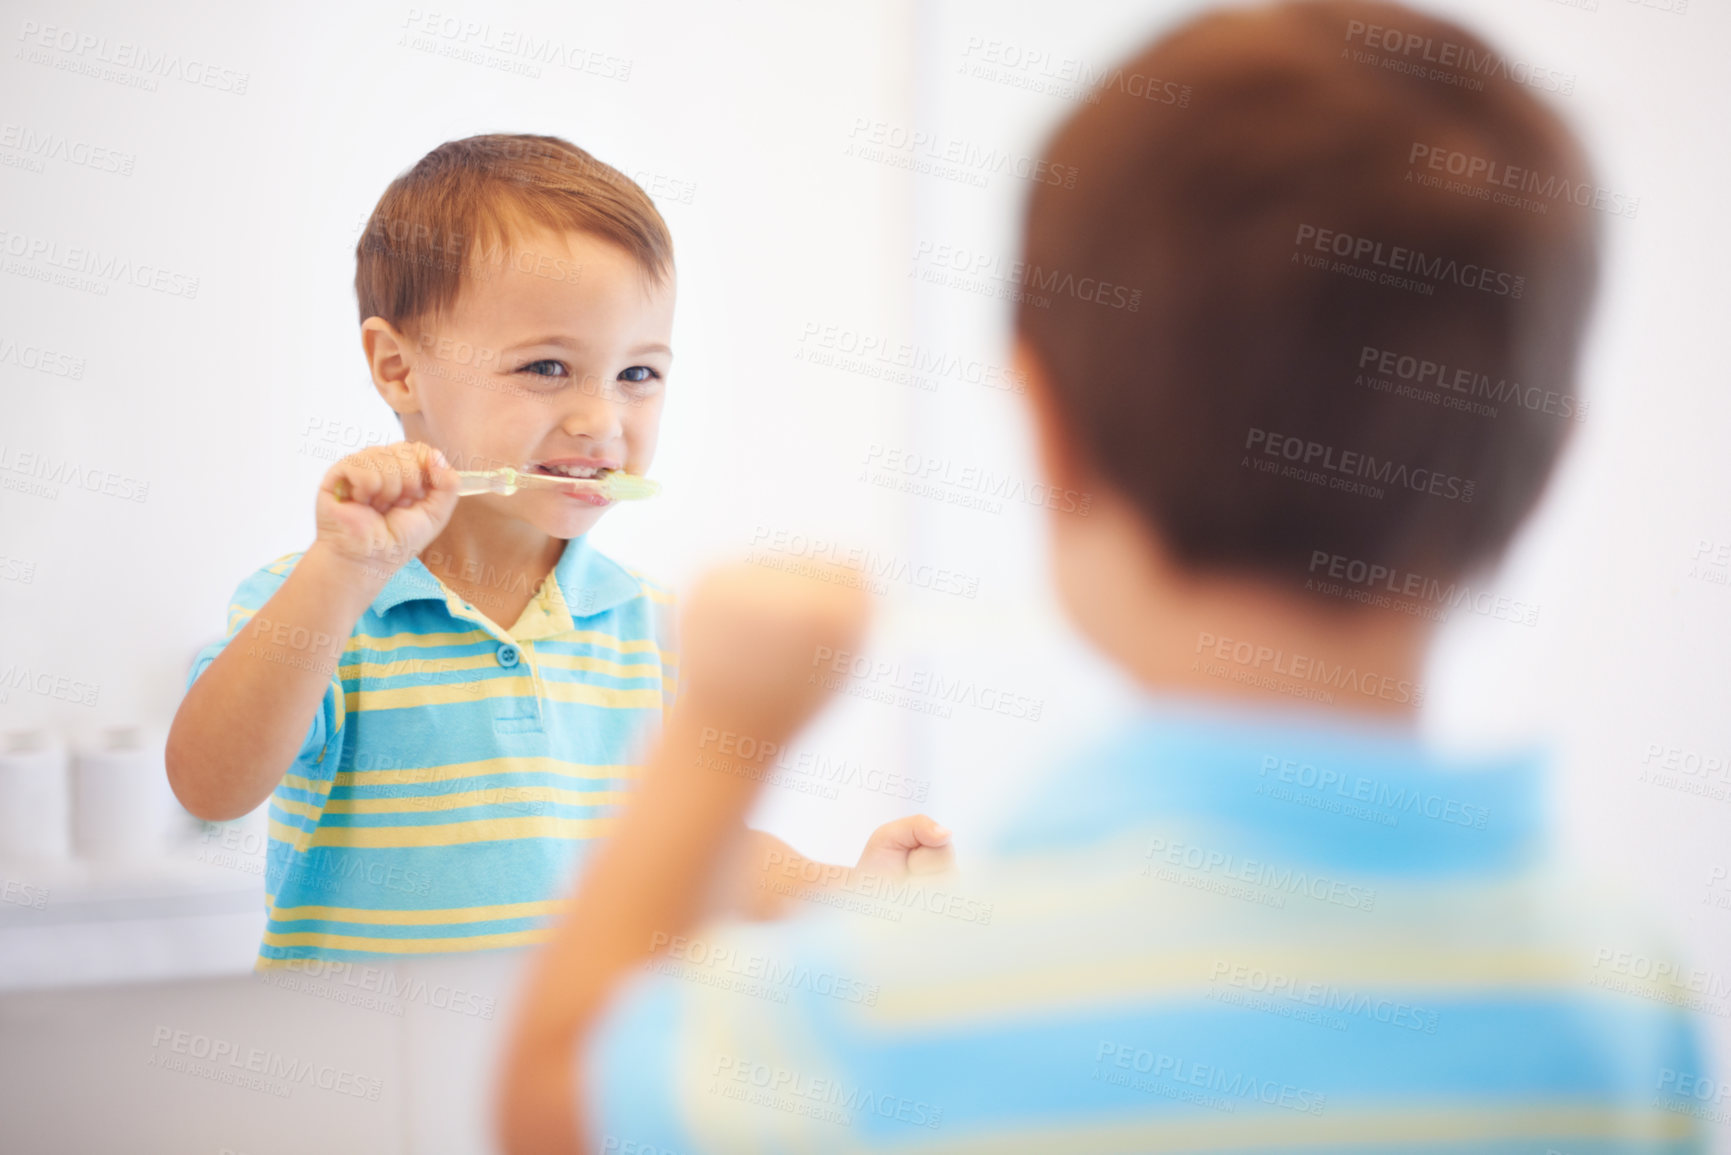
{"left": 451, "top": 468, "right": 645, "bottom": 499}
{"left": 332, "top": 469, "right": 521, "bottom": 501}
{"left": 455, "top": 469, "right": 517, "bottom": 497}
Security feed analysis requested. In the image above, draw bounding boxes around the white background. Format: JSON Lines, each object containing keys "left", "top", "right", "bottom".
{"left": 2, "top": 0, "right": 1728, "bottom": 1151}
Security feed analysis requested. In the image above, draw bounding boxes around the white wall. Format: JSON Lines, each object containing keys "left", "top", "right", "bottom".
{"left": 3, "top": 0, "right": 1728, "bottom": 1151}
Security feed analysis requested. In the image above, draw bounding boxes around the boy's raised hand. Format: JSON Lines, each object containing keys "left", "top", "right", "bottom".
{"left": 498, "top": 561, "right": 873, "bottom": 1154}
{"left": 676, "top": 560, "right": 874, "bottom": 744}
{"left": 315, "top": 441, "right": 460, "bottom": 577}
{"left": 857, "top": 814, "right": 955, "bottom": 877}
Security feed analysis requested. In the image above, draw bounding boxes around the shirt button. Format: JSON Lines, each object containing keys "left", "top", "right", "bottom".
{"left": 496, "top": 644, "right": 521, "bottom": 668}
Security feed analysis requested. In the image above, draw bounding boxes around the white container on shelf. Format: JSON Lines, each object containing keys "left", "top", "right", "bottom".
{"left": 0, "top": 729, "right": 71, "bottom": 860}
{"left": 71, "top": 726, "right": 178, "bottom": 860}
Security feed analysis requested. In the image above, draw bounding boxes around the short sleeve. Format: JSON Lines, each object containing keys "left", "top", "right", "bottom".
{"left": 185, "top": 554, "right": 346, "bottom": 781}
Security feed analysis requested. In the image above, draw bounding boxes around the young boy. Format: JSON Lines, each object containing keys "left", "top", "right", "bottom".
{"left": 166, "top": 134, "right": 949, "bottom": 967}
{"left": 500, "top": 4, "right": 1709, "bottom": 1152}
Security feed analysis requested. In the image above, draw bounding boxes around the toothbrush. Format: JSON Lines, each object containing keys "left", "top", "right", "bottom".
{"left": 332, "top": 467, "right": 659, "bottom": 503}
{"left": 453, "top": 467, "right": 660, "bottom": 501}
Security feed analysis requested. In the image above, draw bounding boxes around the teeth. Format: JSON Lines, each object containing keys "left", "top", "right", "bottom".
{"left": 537, "top": 463, "right": 609, "bottom": 478}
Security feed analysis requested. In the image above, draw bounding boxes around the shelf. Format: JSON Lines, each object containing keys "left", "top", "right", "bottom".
{"left": 0, "top": 843, "right": 266, "bottom": 992}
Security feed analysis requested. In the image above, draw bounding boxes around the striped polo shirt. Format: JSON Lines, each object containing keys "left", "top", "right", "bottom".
{"left": 585, "top": 696, "right": 1710, "bottom": 1153}
{"left": 186, "top": 536, "right": 675, "bottom": 966}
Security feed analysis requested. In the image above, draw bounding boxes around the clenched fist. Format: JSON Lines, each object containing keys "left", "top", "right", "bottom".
{"left": 315, "top": 441, "right": 461, "bottom": 578}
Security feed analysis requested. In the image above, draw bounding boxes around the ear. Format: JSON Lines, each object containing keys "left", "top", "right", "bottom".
{"left": 1012, "top": 333, "right": 1089, "bottom": 497}
{"left": 360, "top": 316, "right": 422, "bottom": 417}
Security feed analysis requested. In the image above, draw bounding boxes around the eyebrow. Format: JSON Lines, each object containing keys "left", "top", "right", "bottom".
{"left": 507, "top": 336, "right": 672, "bottom": 357}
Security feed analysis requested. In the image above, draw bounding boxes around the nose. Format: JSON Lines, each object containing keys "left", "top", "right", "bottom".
{"left": 557, "top": 372, "right": 626, "bottom": 443}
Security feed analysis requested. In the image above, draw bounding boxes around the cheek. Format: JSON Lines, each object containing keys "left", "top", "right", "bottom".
{"left": 436, "top": 394, "right": 551, "bottom": 465}
{"left": 623, "top": 404, "right": 664, "bottom": 462}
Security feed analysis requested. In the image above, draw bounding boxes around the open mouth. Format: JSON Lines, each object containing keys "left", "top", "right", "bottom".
{"left": 528, "top": 461, "right": 617, "bottom": 480}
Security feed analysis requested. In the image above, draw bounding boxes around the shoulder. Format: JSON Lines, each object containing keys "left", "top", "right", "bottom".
{"left": 242, "top": 549, "right": 306, "bottom": 591}
{"left": 574, "top": 543, "right": 677, "bottom": 639}
{"left": 617, "top": 560, "right": 676, "bottom": 608}
{"left": 220, "top": 551, "right": 307, "bottom": 623}
{"left": 616, "top": 564, "right": 678, "bottom": 663}
{"left": 558, "top": 537, "right": 673, "bottom": 621}
{"left": 260, "top": 550, "right": 305, "bottom": 579}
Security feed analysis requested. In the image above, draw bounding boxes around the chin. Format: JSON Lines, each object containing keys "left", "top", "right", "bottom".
{"left": 527, "top": 500, "right": 607, "bottom": 540}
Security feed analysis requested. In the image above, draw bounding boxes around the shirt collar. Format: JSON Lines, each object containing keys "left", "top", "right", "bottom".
{"left": 996, "top": 692, "right": 1547, "bottom": 880}
{"left": 371, "top": 535, "right": 644, "bottom": 621}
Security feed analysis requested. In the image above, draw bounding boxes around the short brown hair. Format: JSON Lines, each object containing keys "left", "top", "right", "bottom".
{"left": 354, "top": 133, "right": 674, "bottom": 332}
{"left": 1019, "top": 0, "right": 1600, "bottom": 585}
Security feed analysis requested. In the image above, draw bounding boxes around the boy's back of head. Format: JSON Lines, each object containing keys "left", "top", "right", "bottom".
{"left": 1019, "top": 0, "right": 1601, "bottom": 588}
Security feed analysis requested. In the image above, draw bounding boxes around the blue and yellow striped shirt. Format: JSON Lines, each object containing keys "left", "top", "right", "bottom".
{"left": 187, "top": 536, "right": 675, "bottom": 966}
{"left": 586, "top": 697, "right": 1710, "bottom": 1153}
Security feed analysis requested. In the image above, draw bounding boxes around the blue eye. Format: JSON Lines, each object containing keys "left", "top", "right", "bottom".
{"left": 518, "top": 360, "right": 568, "bottom": 378}
{"left": 620, "top": 366, "right": 660, "bottom": 385}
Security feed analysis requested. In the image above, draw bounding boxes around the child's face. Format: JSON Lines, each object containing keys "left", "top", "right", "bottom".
{"left": 395, "top": 226, "right": 674, "bottom": 540}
